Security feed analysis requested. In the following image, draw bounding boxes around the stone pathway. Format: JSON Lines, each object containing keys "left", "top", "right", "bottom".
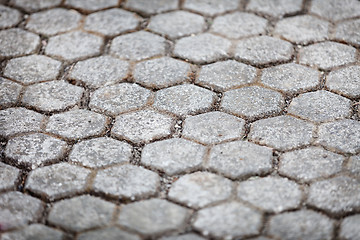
{"left": 0, "top": 0, "right": 360, "bottom": 239}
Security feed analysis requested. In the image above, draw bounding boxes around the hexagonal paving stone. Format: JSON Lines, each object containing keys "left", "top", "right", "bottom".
{"left": 46, "top": 109, "right": 108, "bottom": 140}
{"left": 45, "top": 31, "right": 103, "bottom": 62}
{"left": 237, "top": 176, "right": 302, "bottom": 212}
{"left": 141, "top": 138, "right": 206, "bottom": 175}
{"left": 25, "top": 163, "right": 91, "bottom": 201}
{"left": 346, "top": 155, "right": 360, "bottom": 178}
{"left": 326, "top": 65, "right": 360, "bottom": 98}
{"left": 5, "top": 133, "right": 68, "bottom": 169}
{"left": 89, "top": 83, "right": 152, "bottom": 116}
{"left": 310, "top": 0, "right": 360, "bottom": 22}
{"left": 84, "top": 8, "right": 140, "bottom": 37}
{"left": 69, "top": 137, "right": 132, "bottom": 168}
{"left": 48, "top": 195, "right": 115, "bottom": 232}
{"left": 235, "top": 36, "right": 293, "bottom": 66}
{"left": 288, "top": 90, "right": 351, "bottom": 123}
{"left": 148, "top": 11, "right": 205, "bottom": 39}
{"left": 316, "top": 119, "right": 360, "bottom": 154}
{"left": 340, "top": 214, "right": 360, "bottom": 240}
{"left": 9, "top": 0, "right": 61, "bottom": 12}
{"left": 68, "top": 56, "right": 129, "bottom": 89}
{"left": 133, "top": 57, "right": 191, "bottom": 89}
{"left": 248, "top": 115, "right": 314, "bottom": 151}
{"left": 0, "top": 28, "right": 40, "bottom": 58}
{"left": 112, "top": 109, "right": 174, "bottom": 143}
{"left": 110, "top": 31, "right": 166, "bottom": 61}
{"left": 93, "top": 164, "right": 160, "bottom": 199}
{"left": 267, "top": 210, "right": 335, "bottom": 240}
{"left": 0, "top": 107, "right": 44, "bottom": 138}
{"left": 307, "top": 176, "right": 360, "bottom": 216}
{"left": 334, "top": 19, "right": 360, "bottom": 47}
{"left": 125, "top": 0, "right": 178, "bottom": 15}
{"left": 26, "top": 8, "right": 82, "bottom": 36}
{"left": 168, "top": 172, "right": 233, "bottom": 209}
{"left": 22, "top": 80, "right": 84, "bottom": 112}
{"left": 0, "top": 162, "right": 19, "bottom": 191}
{"left": 4, "top": 55, "right": 61, "bottom": 85}
{"left": 183, "top": 0, "right": 239, "bottom": 16}
{"left": 246, "top": 0, "right": 303, "bottom": 18}
{"left": 65, "top": 0, "right": 118, "bottom": 12}
{"left": 0, "top": 224, "right": 65, "bottom": 240}
{"left": 160, "top": 234, "right": 206, "bottom": 240}
{"left": 182, "top": 111, "right": 245, "bottom": 144}
{"left": 153, "top": 84, "right": 216, "bottom": 116}
{"left": 274, "top": 15, "right": 329, "bottom": 44}
{"left": 207, "top": 140, "right": 273, "bottom": 179}
{"left": 77, "top": 227, "right": 141, "bottom": 240}
{"left": 118, "top": 199, "right": 190, "bottom": 236}
{"left": 299, "top": 41, "right": 356, "bottom": 70}
{"left": 211, "top": 12, "right": 268, "bottom": 39}
{"left": 279, "top": 147, "right": 344, "bottom": 182}
{"left": 260, "top": 63, "right": 320, "bottom": 94}
{"left": 0, "top": 78, "right": 22, "bottom": 107}
{"left": 173, "top": 33, "right": 231, "bottom": 64}
{"left": 0, "top": 191, "right": 44, "bottom": 230}
{"left": 193, "top": 201, "right": 262, "bottom": 238}
{"left": 0, "top": 5, "right": 22, "bottom": 29}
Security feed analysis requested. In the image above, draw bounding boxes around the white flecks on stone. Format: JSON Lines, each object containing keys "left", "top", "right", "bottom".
{"left": 0, "top": 224, "right": 65, "bottom": 240}
{"left": 125, "top": 0, "right": 178, "bottom": 16}
{"left": 65, "top": 0, "right": 118, "bottom": 12}
{"left": 0, "top": 162, "right": 19, "bottom": 191}
{"left": 334, "top": 19, "right": 360, "bottom": 47}
{"left": 310, "top": 0, "right": 360, "bottom": 22}
{"left": 9, "top": 0, "right": 61, "bottom": 12}
{"left": 326, "top": 65, "right": 360, "bottom": 98}
{"left": 346, "top": 155, "right": 360, "bottom": 178}
{"left": 77, "top": 227, "right": 141, "bottom": 240}
{"left": 0, "top": 5, "right": 22, "bottom": 29}
{"left": 246, "top": 0, "right": 303, "bottom": 18}
{"left": 0, "top": 78, "right": 22, "bottom": 107}
{"left": 339, "top": 214, "right": 360, "bottom": 240}
{"left": 184, "top": 0, "right": 239, "bottom": 16}
{"left": 0, "top": 29, "right": 40, "bottom": 58}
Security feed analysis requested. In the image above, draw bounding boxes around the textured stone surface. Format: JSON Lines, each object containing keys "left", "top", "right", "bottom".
{"left": 173, "top": 33, "right": 231, "bottom": 64}
{"left": 247, "top": 0, "right": 303, "bottom": 18}
{"left": 248, "top": 115, "right": 314, "bottom": 151}
{"left": 0, "top": 224, "right": 64, "bottom": 240}
{"left": 340, "top": 214, "right": 360, "bottom": 240}
{"left": 193, "top": 201, "right": 262, "bottom": 238}
{"left": 125, "top": 0, "right": 178, "bottom": 15}
{"left": 184, "top": 0, "right": 239, "bottom": 16}
{"left": 334, "top": 19, "right": 360, "bottom": 47}
{"left": 235, "top": 36, "right": 294, "bottom": 66}
{"left": 141, "top": 138, "right": 206, "bottom": 175}
{"left": 0, "top": 78, "right": 22, "bottom": 107}
{"left": 0, "top": 5, "right": 21, "bottom": 29}
{"left": 310, "top": 0, "right": 360, "bottom": 22}
{"left": 0, "top": 29, "right": 40, "bottom": 58}
{"left": 326, "top": 65, "right": 360, "bottom": 98}
{"left": 0, "top": 162, "right": 19, "bottom": 191}
{"left": 65, "top": 0, "right": 118, "bottom": 12}
{"left": 69, "top": 137, "right": 132, "bottom": 168}
{"left": 112, "top": 109, "right": 174, "bottom": 143}
{"left": 118, "top": 199, "right": 190, "bottom": 236}
{"left": 77, "top": 227, "right": 141, "bottom": 240}
{"left": 10, "top": 0, "right": 61, "bottom": 12}
{"left": 160, "top": 234, "right": 206, "bottom": 240}
{"left": 347, "top": 155, "right": 360, "bottom": 177}
{"left": 207, "top": 140, "right": 273, "bottom": 179}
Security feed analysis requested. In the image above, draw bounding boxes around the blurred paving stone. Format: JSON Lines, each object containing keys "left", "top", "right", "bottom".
{"left": 248, "top": 115, "right": 314, "bottom": 151}
{"left": 0, "top": 29, "right": 40, "bottom": 58}
{"left": 173, "top": 33, "right": 231, "bottom": 64}
{"left": 5, "top": 133, "right": 68, "bottom": 169}
{"left": 22, "top": 80, "right": 84, "bottom": 112}
{"left": 0, "top": 107, "right": 44, "bottom": 138}
{"left": 0, "top": 5, "right": 21, "bottom": 29}
{"left": 9, "top": 0, "right": 61, "bottom": 12}
{"left": 237, "top": 176, "right": 302, "bottom": 212}
{"left": 288, "top": 90, "right": 351, "bottom": 123}
{"left": 279, "top": 147, "right": 344, "bottom": 182}
{"left": 110, "top": 31, "right": 166, "bottom": 61}
{"left": 346, "top": 155, "right": 360, "bottom": 177}
{"left": 310, "top": 0, "right": 360, "bottom": 22}
{"left": 25, "top": 163, "right": 91, "bottom": 200}
{"left": 153, "top": 84, "right": 216, "bottom": 116}
{"left": 183, "top": 0, "right": 239, "bottom": 16}
{"left": 118, "top": 199, "right": 190, "bottom": 236}
{"left": 69, "top": 137, "right": 132, "bottom": 168}
{"left": 274, "top": 15, "right": 329, "bottom": 44}
{"left": 0, "top": 191, "right": 44, "bottom": 230}
{"left": 0, "top": 78, "right": 22, "bottom": 107}
{"left": 316, "top": 119, "right": 360, "bottom": 154}
{"left": 340, "top": 214, "right": 360, "bottom": 240}
{"left": 4, "top": 55, "right": 61, "bottom": 84}
{"left": 260, "top": 63, "right": 320, "bottom": 94}
{"left": 193, "top": 201, "right": 262, "bottom": 238}
{"left": 267, "top": 209, "right": 335, "bottom": 240}
{"left": 26, "top": 8, "right": 81, "bottom": 36}
{"left": 182, "top": 111, "right": 245, "bottom": 144}
{"left": 160, "top": 234, "right": 206, "bottom": 240}
{"left": 168, "top": 172, "right": 233, "bottom": 208}
{"left": 0, "top": 162, "right": 19, "bottom": 191}
{"left": 84, "top": 9, "right": 140, "bottom": 37}
{"left": 89, "top": 83, "right": 152, "bottom": 116}
{"left": 334, "top": 19, "right": 360, "bottom": 47}
{"left": 65, "top": 0, "right": 118, "bottom": 12}
{"left": 207, "top": 140, "right": 273, "bottom": 179}
{"left": 112, "top": 109, "right": 174, "bottom": 143}
{"left": 68, "top": 56, "right": 129, "bottom": 89}
{"left": 299, "top": 41, "right": 356, "bottom": 70}
{"left": 221, "top": 86, "right": 284, "bottom": 119}
{"left": 235, "top": 36, "right": 293, "bottom": 66}
{"left": 211, "top": 12, "right": 268, "bottom": 39}
{"left": 45, "top": 31, "right": 103, "bottom": 62}
{"left": 141, "top": 138, "right": 206, "bottom": 175}
{"left": 46, "top": 109, "right": 108, "bottom": 140}
{"left": 326, "top": 65, "right": 360, "bottom": 98}
{"left": 93, "top": 164, "right": 160, "bottom": 199}
{"left": 307, "top": 176, "right": 360, "bottom": 216}
{"left": 48, "top": 195, "right": 115, "bottom": 232}
{"left": 247, "top": 238, "right": 273, "bottom": 240}
{"left": 125, "top": 0, "right": 178, "bottom": 16}
{"left": 133, "top": 57, "right": 191, "bottom": 89}
{"left": 196, "top": 60, "right": 257, "bottom": 92}
{"left": 246, "top": 0, "right": 303, "bottom": 18}
{"left": 77, "top": 227, "right": 141, "bottom": 240}
{"left": 148, "top": 11, "right": 205, "bottom": 39}
{"left": 0, "top": 224, "right": 64, "bottom": 240}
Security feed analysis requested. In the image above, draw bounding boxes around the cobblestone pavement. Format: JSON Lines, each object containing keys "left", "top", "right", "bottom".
{"left": 0, "top": 0, "right": 360, "bottom": 239}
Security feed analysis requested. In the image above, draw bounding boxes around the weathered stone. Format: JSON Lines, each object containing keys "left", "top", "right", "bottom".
{"left": 0, "top": 162, "right": 19, "bottom": 191}
{"left": 334, "top": 19, "right": 360, "bottom": 47}
{"left": 0, "top": 5, "right": 21, "bottom": 29}
{"left": 326, "top": 65, "right": 360, "bottom": 98}
{"left": 77, "top": 227, "right": 141, "bottom": 240}
{"left": 9, "top": 0, "right": 61, "bottom": 12}
{"left": 0, "top": 29, "right": 40, "bottom": 58}
{"left": 346, "top": 155, "right": 360, "bottom": 177}
{"left": 0, "top": 78, "right": 22, "bottom": 107}
{"left": 65, "top": 0, "right": 118, "bottom": 12}
{"left": 0, "top": 224, "right": 64, "bottom": 240}
{"left": 246, "top": 0, "right": 303, "bottom": 18}
{"left": 310, "top": 0, "right": 360, "bottom": 22}
{"left": 160, "top": 234, "right": 206, "bottom": 240}
{"left": 125, "top": 0, "right": 178, "bottom": 15}
{"left": 340, "top": 214, "right": 360, "bottom": 240}
{"left": 184, "top": 0, "right": 239, "bottom": 16}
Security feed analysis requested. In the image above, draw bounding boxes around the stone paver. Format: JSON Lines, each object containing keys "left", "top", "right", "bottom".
{"left": 125, "top": 0, "right": 178, "bottom": 16}
{"left": 346, "top": 155, "right": 360, "bottom": 178}
{"left": 65, "top": 0, "right": 118, "bottom": 12}
{"left": 310, "top": 0, "right": 360, "bottom": 22}
{"left": 10, "top": 0, "right": 61, "bottom": 12}
{"left": 160, "top": 234, "right": 206, "bottom": 240}
{"left": 246, "top": 0, "right": 303, "bottom": 18}
{"left": 0, "top": 78, "right": 22, "bottom": 107}
{"left": 0, "top": 224, "right": 64, "bottom": 240}
{"left": 77, "top": 227, "right": 141, "bottom": 240}
{"left": 0, "top": 29, "right": 40, "bottom": 58}
{"left": 0, "top": 162, "right": 19, "bottom": 191}
{"left": 326, "top": 65, "right": 360, "bottom": 98}
{"left": 340, "top": 214, "right": 360, "bottom": 240}
{"left": 334, "top": 19, "right": 360, "bottom": 47}
{"left": 183, "top": 0, "right": 239, "bottom": 16}
{"left": 0, "top": 5, "right": 21, "bottom": 29}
